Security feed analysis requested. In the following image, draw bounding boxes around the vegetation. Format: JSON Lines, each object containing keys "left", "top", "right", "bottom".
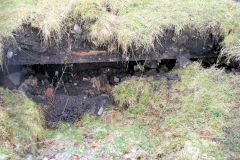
{"left": 0, "top": 88, "right": 45, "bottom": 159}
{"left": 112, "top": 63, "right": 240, "bottom": 159}
{"left": 36, "top": 63, "right": 240, "bottom": 159}
{"left": 0, "top": 0, "right": 240, "bottom": 60}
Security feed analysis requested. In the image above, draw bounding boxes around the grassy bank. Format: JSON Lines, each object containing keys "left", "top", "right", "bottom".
{"left": 0, "top": 0, "right": 240, "bottom": 60}
{"left": 0, "top": 88, "right": 45, "bottom": 159}
{"left": 37, "top": 63, "right": 240, "bottom": 159}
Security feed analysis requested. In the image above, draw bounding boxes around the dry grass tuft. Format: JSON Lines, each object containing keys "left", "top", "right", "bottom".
{"left": 0, "top": 0, "right": 240, "bottom": 58}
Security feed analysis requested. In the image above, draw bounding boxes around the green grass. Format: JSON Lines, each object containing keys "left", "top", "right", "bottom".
{"left": 0, "top": 0, "right": 240, "bottom": 60}
{"left": 0, "top": 88, "right": 45, "bottom": 159}
{"left": 112, "top": 63, "right": 240, "bottom": 159}
{"left": 36, "top": 63, "right": 240, "bottom": 159}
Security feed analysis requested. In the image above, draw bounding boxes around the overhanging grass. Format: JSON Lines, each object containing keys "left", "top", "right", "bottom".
{"left": 0, "top": 0, "right": 240, "bottom": 59}
{"left": 0, "top": 88, "right": 45, "bottom": 159}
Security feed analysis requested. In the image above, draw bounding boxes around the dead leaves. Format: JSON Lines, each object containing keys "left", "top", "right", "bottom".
{"left": 196, "top": 131, "right": 216, "bottom": 141}
{"left": 74, "top": 142, "right": 80, "bottom": 147}
{"left": 74, "top": 119, "right": 83, "bottom": 127}
{"left": 45, "top": 88, "right": 54, "bottom": 97}
{"left": 43, "top": 141, "right": 55, "bottom": 148}
{"left": 70, "top": 154, "right": 80, "bottom": 160}
{"left": 91, "top": 140, "right": 99, "bottom": 148}
{"left": 9, "top": 127, "right": 13, "bottom": 136}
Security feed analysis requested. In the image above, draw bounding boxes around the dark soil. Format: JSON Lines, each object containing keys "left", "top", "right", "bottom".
{"left": 2, "top": 25, "right": 222, "bottom": 65}
{"left": 15, "top": 61, "right": 173, "bottom": 125}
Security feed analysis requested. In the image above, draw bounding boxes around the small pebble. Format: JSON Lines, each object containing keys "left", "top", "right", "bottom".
{"left": 114, "top": 76, "right": 120, "bottom": 83}
{"left": 83, "top": 77, "right": 88, "bottom": 81}
{"left": 97, "top": 107, "right": 104, "bottom": 116}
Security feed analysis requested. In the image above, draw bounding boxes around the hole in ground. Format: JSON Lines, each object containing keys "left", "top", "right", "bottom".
{"left": 2, "top": 57, "right": 239, "bottom": 127}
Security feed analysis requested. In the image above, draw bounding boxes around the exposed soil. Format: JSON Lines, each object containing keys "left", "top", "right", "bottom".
{"left": 0, "top": 56, "right": 239, "bottom": 127}
{"left": 0, "top": 60, "right": 178, "bottom": 126}
{"left": 2, "top": 25, "right": 222, "bottom": 65}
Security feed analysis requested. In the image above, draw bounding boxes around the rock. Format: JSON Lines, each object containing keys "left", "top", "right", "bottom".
{"left": 44, "top": 79, "right": 50, "bottom": 85}
{"left": 97, "top": 107, "right": 104, "bottom": 116}
{"left": 6, "top": 51, "right": 13, "bottom": 59}
{"left": 74, "top": 83, "right": 77, "bottom": 86}
{"left": 90, "top": 74, "right": 108, "bottom": 91}
{"left": 121, "top": 76, "right": 131, "bottom": 82}
{"left": 18, "top": 82, "right": 29, "bottom": 92}
{"left": 145, "top": 60, "right": 159, "bottom": 69}
{"left": 83, "top": 77, "right": 88, "bottom": 81}
{"left": 73, "top": 24, "right": 82, "bottom": 34}
{"left": 114, "top": 76, "right": 120, "bottom": 83}
{"left": 55, "top": 71, "right": 59, "bottom": 77}
{"left": 145, "top": 69, "right": 158, "bottom": 76}
{"left": 7, "top": 72, "right": 22, "bottom": 86}
{"left": 158, "top": 65, "right": 169, "bottom": 73}
{"left": 176, "top": 55, "right": 191, "bottom": 68}
{"left": 135, "top": 15, "right": 145, "bottom": 20}
{"left": 24, "top": 75, "right": 38, "bottom": 87}
{"left": 165, "top": 73, "right": 179, "bottom": 80}
{"left": 154, "top": 74, "right": 163, "bottom": 81}
{"left": 134, "top": 71, "right": 143, "bottom": 76}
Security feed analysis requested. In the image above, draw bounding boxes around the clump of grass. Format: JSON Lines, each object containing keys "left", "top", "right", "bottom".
{"left": 0, "top": 88, "right": 45, "bottom": 159}
{"left": 113, "top": 63, "right": 240, "bottom": 159}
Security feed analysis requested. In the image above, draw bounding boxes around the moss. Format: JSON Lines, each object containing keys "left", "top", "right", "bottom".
{"left": 0, "top": 88, "right": 45, "bottom": 159}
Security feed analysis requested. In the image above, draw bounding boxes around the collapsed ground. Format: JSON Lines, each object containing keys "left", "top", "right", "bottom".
{"left": 0, "top": 62, "right": 240, "bottom": 159}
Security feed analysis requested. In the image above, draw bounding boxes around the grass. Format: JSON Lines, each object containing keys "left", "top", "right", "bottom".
{"left": 0, "top": 88, "right": 45, "bottom": 159}
{"left": 35, "top": 63, "right": 240, "bottom": 159}
{"left": 0, "top": 0, "right": 240, "bottom": 59}
{"left": 112, "top": 63, "right": 240, "bottom": 159}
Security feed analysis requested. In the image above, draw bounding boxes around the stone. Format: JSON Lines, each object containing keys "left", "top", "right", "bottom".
{"left": 18, "top": 82, "right": 29, "bottom": 92}
{"left": 114, "top": 76, "right": 120, "bottom": 83}
{"left": 55, "top": 71, "right": 59, "bottom": 77}
{"left": 145, "top": 60, "right": 159, "bottom": 69}
{"left": 73, "top": 24, "right": 82, "bottom": 34}
{"left": 7, "top": 72, "right": 22, "bottom": 86}
{"left": 158, "top": 65, "right": 169, "bottom": 73}
{"left": 6, "top": 51, "right": 13, "bottom": 59}
{"left": 165, "top": 73, "right": 180, "bottom": 80}
{"left": 97, "top": 107, "right": 104, "bottom": 116}
{"left": 74, "top": 83, "right": 77, "bottom": 86}
{"left": 83, "top": 77, "right": 88, "bottom": 81}
{"left": 145, "top": 69, "right": 158, "bottom": 76}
